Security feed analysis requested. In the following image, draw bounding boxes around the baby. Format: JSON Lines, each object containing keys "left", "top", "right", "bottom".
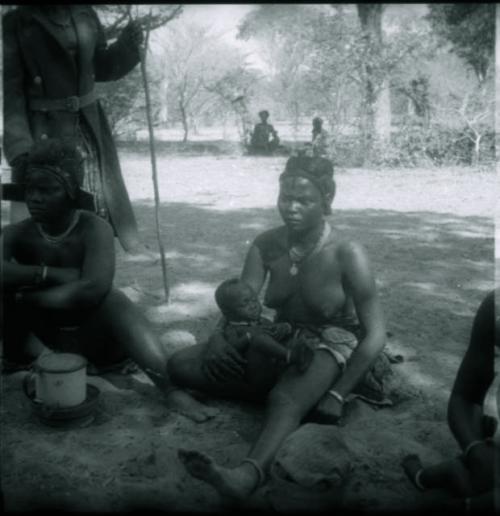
{"left": 214, "top": 278, "right": 314, "bottom": 373}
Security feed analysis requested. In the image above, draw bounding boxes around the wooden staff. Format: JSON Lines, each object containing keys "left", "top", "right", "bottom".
{"left": 129, "top": 8, "right": 170, "bottom": 302}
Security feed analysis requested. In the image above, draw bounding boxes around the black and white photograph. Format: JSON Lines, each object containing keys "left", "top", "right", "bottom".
{"left": 0, "top": 3, "right": 498, "bottom": 513}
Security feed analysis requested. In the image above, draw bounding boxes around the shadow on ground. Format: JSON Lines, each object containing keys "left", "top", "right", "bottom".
{"left": 116, "top": 200, "right": 493, "bottom": 407}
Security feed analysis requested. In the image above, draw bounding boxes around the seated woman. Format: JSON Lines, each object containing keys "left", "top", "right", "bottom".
{"left": 1, "top": 139, "right": 216, "bottom": 423}
{"left": 402, "top": 290, "right": 499, "bottom": 511}
{"left": 249, "top": 110, "right": 280, "bottom": 155}
{"left": 168, "top": 155, "right": 387, "bottom": 500}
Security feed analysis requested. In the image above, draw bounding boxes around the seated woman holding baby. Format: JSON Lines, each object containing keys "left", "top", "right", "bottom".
{"left": 2, "top": 139, "right": 215, "bottom": 421}
{"left": 168, "top": 154, "right": 387, "bottom": 500}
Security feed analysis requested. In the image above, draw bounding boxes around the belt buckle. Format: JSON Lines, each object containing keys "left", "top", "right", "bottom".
{"left": 65, "top": 96, "right": 79, "bottom": 112}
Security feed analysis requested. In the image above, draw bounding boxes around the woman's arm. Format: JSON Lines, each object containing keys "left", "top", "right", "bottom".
{"left": 201, "top": 243, "right": 267, "bottom": 383}
{"left": 448, "top": 291, "right": 495, "bottom": 448}
{"left": 331, "top": 241, "right": 386, "bottom": 397}
{"left": 19, "top": 219, "right": 115, "bottom": 311}
{"left": 2, "top": 261, "right": 79, "bottom": 289}
{"left": 2, "top": 226, "right": 82, "bottom": 290}
{"left": 241, "top": 244, "right": 267, "bottom": 295}
{"left": 91, "top": 9, "right": 141, "bottom": 82}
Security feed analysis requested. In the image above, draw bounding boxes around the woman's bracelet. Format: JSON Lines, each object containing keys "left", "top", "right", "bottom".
{"left": 328, "top": 389, "right": 345, "bottom": 405}
{"left": 34, "top": 264, "right": 48, "bottom": 285}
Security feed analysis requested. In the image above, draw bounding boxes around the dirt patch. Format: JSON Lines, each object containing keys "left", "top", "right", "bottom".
{"left": 1, "top": 155, "right": 496, "bottom": 511}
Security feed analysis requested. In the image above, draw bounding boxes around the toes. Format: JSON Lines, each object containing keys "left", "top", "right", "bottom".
{"left": 178, "top": 449, "right": 212, "bottom": 474}
{"left": 177, "top": 448, "right": 212, "bottom": 466}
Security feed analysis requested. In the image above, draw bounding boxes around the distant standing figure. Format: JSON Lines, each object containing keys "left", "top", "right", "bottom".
{"left": 3, "top": 5, "right": 144, "bottom": 253}
{"left": 249, "top": 110, "right": 280, "bottom": 154}
{"left": 311, "top": 117, "right": 329, "bottom": 157}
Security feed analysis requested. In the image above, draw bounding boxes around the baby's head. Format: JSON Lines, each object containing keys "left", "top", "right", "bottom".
{"left": 215, "top": 278, "right": 262, "bottom": 322}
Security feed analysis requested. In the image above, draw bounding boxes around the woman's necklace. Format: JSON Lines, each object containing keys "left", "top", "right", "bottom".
{"left": 36, "top": 210, "right": 81, "bottom": 245}
{"left": 288, "top": 221, "right": 331, "bottom": 276}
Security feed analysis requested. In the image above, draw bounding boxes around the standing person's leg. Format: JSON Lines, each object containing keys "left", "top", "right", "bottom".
{"left": 179, "top": 349, "right": 341, "bottom": 500}
{"left": 84, "top": 288, "right": 218, "bottom": 422}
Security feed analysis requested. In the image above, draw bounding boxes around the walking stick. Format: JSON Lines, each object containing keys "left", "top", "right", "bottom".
{"left": 129, "top": 8, "right": 170, "bottom": 302}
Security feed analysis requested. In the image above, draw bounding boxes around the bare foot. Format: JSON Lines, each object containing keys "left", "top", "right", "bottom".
{"left": 166, "top": 389, "right": 219, "bottom": 423}
{"left": 178, "top": 449, "right": 258, "bottom": 500}
{"left": 402, "top": 454, "right": 425, "bottom": 490}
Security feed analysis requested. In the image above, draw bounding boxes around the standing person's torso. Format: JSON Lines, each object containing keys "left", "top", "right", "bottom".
{"left": 14, "top": 6, "right": 101, "bottom": 99}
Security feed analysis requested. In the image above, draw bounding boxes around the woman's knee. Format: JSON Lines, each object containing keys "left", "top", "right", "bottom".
{"left": 167, "top": 346, "right": 203, "bottom": 386}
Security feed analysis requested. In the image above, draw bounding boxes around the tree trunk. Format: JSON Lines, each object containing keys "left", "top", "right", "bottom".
{"left": 473, "top": 134, "right": 481, "bottom": 166}
{"left": 375, "top": 79, "right": 392, "bottom": 146}
{"left": 291, "top": 100, "right": 300, "bottom": 139}
{"left": 159, "top": 77, "right": 169, "bottom": 125}
{"left": 357, "top": 4, "right": 384, "bottom": 165}
{"left": 496, "top": 4, "right": 500, "bottom": 153}
{"left": 179, "top": 102, "right": 189, "bottom": 142}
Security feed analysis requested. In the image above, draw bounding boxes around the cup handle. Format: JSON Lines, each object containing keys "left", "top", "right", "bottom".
{"left": 22, "top": 370, "right": 41, "bottom": 403}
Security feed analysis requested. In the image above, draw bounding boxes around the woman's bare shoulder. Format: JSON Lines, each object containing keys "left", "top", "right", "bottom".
{"left": 3, "top": 218, "right": 37, "bottom": 239}
{"left": 253, "top": 226, "right": 288, "bottom": 262}
{"left": 78, "top": 211, "right": 114, "bottom": 237}
{"left": 254, "top": 225, "right": 287, "bottom": 243}
{"left": 326, "top": 228, "right": 366, "bottom": 256}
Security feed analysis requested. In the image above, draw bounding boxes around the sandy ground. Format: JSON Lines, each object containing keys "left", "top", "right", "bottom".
{"left": 1, "top": 150, "right": 497, "bottom": 512}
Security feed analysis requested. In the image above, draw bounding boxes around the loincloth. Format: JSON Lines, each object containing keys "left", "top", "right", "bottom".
{"left": 291, "top": 326, "right": 358, "bottom": 371}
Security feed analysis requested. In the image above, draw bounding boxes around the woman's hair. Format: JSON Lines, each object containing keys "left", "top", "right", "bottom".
{"left": 25, "top": 139, "right": 84, "bottom": 200}
{"left": 280, "top": 155, "right": 336, "bottom": 214}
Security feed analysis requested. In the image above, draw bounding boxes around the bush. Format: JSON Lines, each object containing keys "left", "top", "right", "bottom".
{"left": 371, "top": 124, "right": 495, "bottom": 167}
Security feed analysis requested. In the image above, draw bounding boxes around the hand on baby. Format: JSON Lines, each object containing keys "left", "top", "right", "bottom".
{"left": 289, "top": 339, "right": 315, "bottom": 373}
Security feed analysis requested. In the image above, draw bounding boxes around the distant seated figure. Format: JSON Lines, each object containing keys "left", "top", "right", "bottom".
{"left": 249, "top": 110, "right": 280, "bottom": 155}
{"left": 311, "top": 117, "right": 329, "bottom": 157}
{"left": 214, "top": 279, "right": 315, "bottom": 380}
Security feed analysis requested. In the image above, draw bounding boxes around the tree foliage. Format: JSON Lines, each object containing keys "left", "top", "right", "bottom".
{"left": 93, "top": 5, "right": 183, "bottom": 138}
{"left": 426, "top": 4, "right": 494, "bottom": 83}
{"left": 150, "top": 20, "right": 258, "bottom": 142}
{"left": 95, "top": 5, "right": 183, "bottom": 40}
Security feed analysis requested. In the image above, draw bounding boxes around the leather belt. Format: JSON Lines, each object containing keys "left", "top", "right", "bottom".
{"left": 29, "top": 90, "right": 97, "bottom": 113}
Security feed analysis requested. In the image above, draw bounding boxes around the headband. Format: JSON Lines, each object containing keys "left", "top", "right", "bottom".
{"left": 25, "top": 165, "right": 79, "bottom": 200}
{"left": 279, "top": 156, "right": 335, "bottom": 213}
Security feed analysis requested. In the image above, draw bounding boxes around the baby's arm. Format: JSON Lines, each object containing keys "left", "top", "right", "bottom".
{"left": 224, "top": 327, "right": 251, "bottom": 353}
{"left": 250, "top": 329, "right": 314, "bottom": 373}
{"left": 250, "top": 330, "right": 288, "bottom": 361}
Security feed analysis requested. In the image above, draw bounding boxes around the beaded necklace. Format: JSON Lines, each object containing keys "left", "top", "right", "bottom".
{"left": 288, "top": 221, "right": 331, "bottom": 276}
{"left": 36, "top": 210, "right": 81, "bottom": 245}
